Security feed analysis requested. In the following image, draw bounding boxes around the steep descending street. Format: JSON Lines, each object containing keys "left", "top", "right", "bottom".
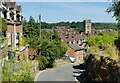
{"left": 36, "top": 63, "right": 82, "bottom": 81}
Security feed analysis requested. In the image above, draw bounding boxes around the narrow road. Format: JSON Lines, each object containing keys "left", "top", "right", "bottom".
{"left": 36, "top": 63, "right": 81, "bottom": 81}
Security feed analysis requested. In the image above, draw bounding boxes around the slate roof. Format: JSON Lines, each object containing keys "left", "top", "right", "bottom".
{"left": 68, "top": 44, "right": 83, "bottom": 51}
{"left": 61, "top": 35, "right": 85, "bottom": 43}
{"left": 57, "top": 28, "right": 86, "bottom": 42}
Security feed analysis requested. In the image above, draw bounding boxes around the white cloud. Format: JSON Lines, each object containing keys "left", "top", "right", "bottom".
{"left": 11, "top": 0, "right": 112, "bottom": 2}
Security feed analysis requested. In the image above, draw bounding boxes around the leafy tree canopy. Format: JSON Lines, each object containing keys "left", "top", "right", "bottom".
{"left": 23, "top": 16, "right": 68, "bottom": 69}
{"left": 107, "top": 0, "right": 120, "bottom": 21}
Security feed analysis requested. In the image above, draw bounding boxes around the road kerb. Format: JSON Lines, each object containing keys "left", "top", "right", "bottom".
{"left": 34, "top": 70, "right": 46, "bottom": 81}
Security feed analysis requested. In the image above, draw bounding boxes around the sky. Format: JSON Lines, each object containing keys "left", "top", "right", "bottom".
{"left": 16, "top": 2, "right": 116, "bottom": 23}
{"left": 11, "top": 0, "right": 112, "bottom": 2}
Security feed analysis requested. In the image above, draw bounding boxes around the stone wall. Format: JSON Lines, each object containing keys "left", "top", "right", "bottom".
{"left": 19, "top": 46, "right": 28, "bottom": 61}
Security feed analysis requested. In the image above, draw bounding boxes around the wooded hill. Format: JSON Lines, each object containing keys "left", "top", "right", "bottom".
{"left": 41, "top": 21, "right": 117, "bottom": 31}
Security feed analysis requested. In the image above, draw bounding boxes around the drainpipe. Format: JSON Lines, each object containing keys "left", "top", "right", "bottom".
{"left": 12, "top": 9, "right": 17, "bottom": 51}
{"left": 12, "top": 22, "right": 16, "bottom": 51}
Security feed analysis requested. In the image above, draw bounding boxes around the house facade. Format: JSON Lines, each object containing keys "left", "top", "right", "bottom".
{"left": 65, "top": 44, "right": 84, "bottom": 61}
{"left": 0, "top": 0, "right": 29, "bottom": 61}
{"left": 0, "top": 0, "right": 23, "bottom": 49}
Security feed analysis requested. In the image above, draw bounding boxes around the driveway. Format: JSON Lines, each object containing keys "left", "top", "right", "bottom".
{"left": 36, "top": 63, "right": 82, "bottom": 81}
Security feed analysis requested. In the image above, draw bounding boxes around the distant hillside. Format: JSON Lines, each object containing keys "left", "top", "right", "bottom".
{"left": 92, "top": 22, "right": 117, "bottom": 30}
{"left": 41, "top": 21, "right": 117, "bottom": 31}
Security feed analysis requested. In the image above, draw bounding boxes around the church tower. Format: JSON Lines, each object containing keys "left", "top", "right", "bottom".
{"left": 83, "top": 20, "right": 91, "bottom": 34}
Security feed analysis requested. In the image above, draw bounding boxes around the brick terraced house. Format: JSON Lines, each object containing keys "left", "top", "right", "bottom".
{"left": 57, "top": 27, "right": 86, "bottom": 62}
{"left": 66, "top": 44, "right": 84, "bottom": 61}
{"left": 0, "top": 0, "right": 28, "bottom": 60}
{"left": 0, "top": 0, "right": 23, "bottom": 47}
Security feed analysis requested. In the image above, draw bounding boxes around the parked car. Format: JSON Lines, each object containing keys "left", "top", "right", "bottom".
{"left": 69, "top": 57, "right": 76, "bottom": 63}
{"left": 66, "top": 55, "right": 76, "bottom": 63}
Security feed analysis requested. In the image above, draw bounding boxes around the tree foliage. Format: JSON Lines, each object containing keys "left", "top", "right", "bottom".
{"left": 0, "top": 18, "right": 7, "bottom": 37}
{"left": 107, "top": 0, "right": 120, "bottom": 22}
{"left": 23, "top": 16, "right": 68, "bottom": 69}
{"left": 92, "top": 23, "right": 117, "bottom": 30}
{"left": 86, "top": 31, "right": 118, "bottom": 60}
{"left": 86, "top": 31, "right": 117, "bottom": 48}
{"left": 0, "top": 18, "right": 7, "bottom": 32}
{"left": 38, "top": 21, "right": 117, "bottom": 32}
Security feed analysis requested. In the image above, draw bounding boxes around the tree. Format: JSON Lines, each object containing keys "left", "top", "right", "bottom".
{"left": 23, "top": 16, "right": 68, "bottom": 70}
{"left": 70, "top": 21, "right": 76, "bottom": 28}
{"left": 107, "top": 0, "right": 120, "bottom": 22}
{"left": 107, "top": 0, "right": 120, "bottom": 53}
{"left": 86, "top": 31, "right": 118, "bottom": 60}
{"left": 107, "top": 0, "right": 120, "bottom": 31}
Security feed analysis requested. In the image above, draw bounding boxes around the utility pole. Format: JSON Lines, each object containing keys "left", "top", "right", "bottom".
{"left": 118, "top": 20, "right": 120, "bottom": 62}
{"left": 39, "top": 14, "right": 41, "bottom": 56}
{"left": 39, "top": 14, "right": 41, "bottom": 39}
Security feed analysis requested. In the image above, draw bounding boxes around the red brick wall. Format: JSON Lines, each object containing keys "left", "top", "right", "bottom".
{"left": 16, "top": 25, "right": 22, "bottom": 33}
{"left": 65, "top": 46, "right": 84, "bottom": 61}
{"left": 6, "top": 25, "right": 14, "bottom": 33}
{"left": 75, "top": 50, "right": 84, "bottom": 61}
{"left": 66, "top": 46, "right": 76, "bottom": 58}
{"left": 6, "top": 24, "right": 22, "bottom": 33}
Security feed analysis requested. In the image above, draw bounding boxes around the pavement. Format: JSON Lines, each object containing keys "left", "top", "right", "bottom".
{"left": 35, "top": 63, "right": 82, "bottom": 81}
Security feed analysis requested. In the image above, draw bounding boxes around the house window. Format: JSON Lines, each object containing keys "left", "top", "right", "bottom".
{"left": 10, "top": 13, "right": 14, "bottom": 20}
{"left": 73, "top": 40, "right": 76, "bottom": 44}
{"left": 3, "top": 11, "right": 7, "bottom": 19}
{"left": 87, "top": 31, "right": 89, "bottom": 34}
{"left": 16, "top": 15, "right": 20, "bottom": 22}
{"left": 71, "top": 41, "right": 73, "bottom": 44}
{"left": 66, "top": 36, "right": 68, "bottom": 39}
{"left": 79, "top": 40, "right": 81, "bottom": 45}
{"left": 77, "top": 41, "right": 78, "bottom": 44}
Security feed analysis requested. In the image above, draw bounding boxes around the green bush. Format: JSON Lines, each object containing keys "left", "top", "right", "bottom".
{"left": 20, "top": 36, "right": 27, "bottom": 46}
{"left": 37, "top": 56, "right": 48, "bottom": 70}
{"left": 2, "top": 60, "right": 34, "bottom": 81}
{"left": 86, "top": 31, "right": 118, "bottom": 60}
